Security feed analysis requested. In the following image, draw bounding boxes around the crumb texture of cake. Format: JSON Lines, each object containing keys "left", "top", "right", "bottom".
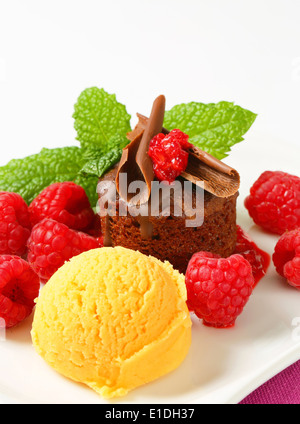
{"left": 31, "top": 247, "right": 192, "bottom": 398}
{"left": 99, "top": 166, "right": 238, "bottom": 274}
{"left": 106, "top": 193, "right": 238, "bottom": 274}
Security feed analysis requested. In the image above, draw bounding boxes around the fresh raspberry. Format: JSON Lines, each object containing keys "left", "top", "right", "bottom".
{"left": 148, "top": 129, "right": 192, "bottom": 182}
{"left": 272, "top": 228, "right": 300, "bottom": 289}
{"left": 0, "top": 255, "right": 40, "bottom": 328}
{"left": 29, "top": 182, "right": 96, "bottom": 231}
{"left": 185, "top": 251, "right": 254, "bottom": 328}
{"left": 27, "top": 219, "right": 102, "bottom": 283}
{"left": 0, "top": 192, "right": 31, "bottom": 256}
{"left": 245, "top": 171, "right": 300, "bottom": 235}
{"left": 167, "top": 129, "right": 192, "bottom": 150}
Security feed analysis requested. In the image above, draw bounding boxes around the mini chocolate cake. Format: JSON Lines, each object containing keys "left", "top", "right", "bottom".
{"left": 98, "top": 95, "right": 240, "bottom": 274}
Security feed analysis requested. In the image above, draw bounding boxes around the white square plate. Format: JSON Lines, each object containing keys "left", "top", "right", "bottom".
{"left": 0, "top": 132, "right": 299, "bottom": 404}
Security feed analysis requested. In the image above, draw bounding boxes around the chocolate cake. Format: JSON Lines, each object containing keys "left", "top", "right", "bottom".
{"left": 98, "top": 95, "right": 240, "bottom": 274}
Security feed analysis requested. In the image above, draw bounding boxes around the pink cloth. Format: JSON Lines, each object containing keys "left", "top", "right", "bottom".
{"left": 240, "top": 360, "right": 300, "bottom": 404}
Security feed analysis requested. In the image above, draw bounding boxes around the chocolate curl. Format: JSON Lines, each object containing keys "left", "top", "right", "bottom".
{"left": 126, "top": 115, "right": 240, "bottom": 198}
{"left": 181, "top": 146, "right": 240, "bottom": 198}
{"left": 116, "top": 95, "right": 166, "bottom": 204}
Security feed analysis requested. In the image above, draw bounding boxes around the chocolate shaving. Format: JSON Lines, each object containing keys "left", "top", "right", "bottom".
{"left": 127, "top": 114, "right": 240, "bottom": 198}
{"left": 135, "top": 113, "right": 170, "bottom": 135}
{"left": 181, "top": 146, "right": 240, "bottom": 198}
{"left": 116, "top": 95, "right": 166, "bottom": 204}
{"left": 115, "top": 131, "right": 143, "bottom": 202}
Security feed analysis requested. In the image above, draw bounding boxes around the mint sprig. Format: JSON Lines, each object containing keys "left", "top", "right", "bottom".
{"left": 164, "top": 101, "right": 257, "bottom": 159}
{"left": 0, "top": 88, "right": 257, "bottom": 210}
{"left": 78, "top": 131, "right": 130, "bottom": 180}
{"left": 73, "top": 87, "right": 132, "bottom": 184}
{"left": 80, "top": 148, "right": 121, "bottom": 179}
{"left": 0, "top": 147, "right": 94, "bottom": 204}
{"left": 73, "top": 87, "right": 131, "bottom": 150}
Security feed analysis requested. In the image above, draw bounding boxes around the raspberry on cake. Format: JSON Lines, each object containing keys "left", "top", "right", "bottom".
{"left": 0, "top": 192, "right": 31, "bottom": 257}
{"left": 148, "top": 129, "right": 192, "bottom": 182}
{"left": 29, "top": 182, "right": 96, "bottom": 231}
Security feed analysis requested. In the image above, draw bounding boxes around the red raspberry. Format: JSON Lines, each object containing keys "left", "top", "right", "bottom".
{"left": 29, "top": 182, "right": 95, "bottom": 231}
{"left": 148, "top": 129, "right": 192, "bottom": 182}
{"left": 0, "top": 192, "right": 31, "bottom": 256}
{"left": 185, "top": 251, "right": 254, "bottom": 328}
{"left": 272, "top": 228, "right": 300, "bottom": 289}
{"left": 27, "top": 219, "right": 102, "bottom": 283}
{"left": 0, "top": 255, "right": 40, "bottom": 328}
{"left": 245, "top": 171, "right": 300, "bottom": 235}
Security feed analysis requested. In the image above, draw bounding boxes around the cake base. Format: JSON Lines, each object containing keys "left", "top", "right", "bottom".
{"left": 100, "top": 178, "right": 238, "bottom": 274}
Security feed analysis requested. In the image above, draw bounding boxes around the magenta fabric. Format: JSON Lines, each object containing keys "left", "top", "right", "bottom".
{"left": 240, "top": 360, "right": 300, "bottom": 404}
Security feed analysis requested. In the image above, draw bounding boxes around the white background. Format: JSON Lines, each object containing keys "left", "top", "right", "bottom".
{"left": 0, "top": 0, "right": 300, "bottom": 164}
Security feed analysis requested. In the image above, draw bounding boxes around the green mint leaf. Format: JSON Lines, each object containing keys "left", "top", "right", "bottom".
{"left": 0, "top": 146, "right": 98, "bottom": 206}
{"left": 79, "top": 134, "right": 128, "bottom": 179}
{"left": 105, "top": 133, "right": 131, "bottom": 153}
{"left": 82, "top": 134, "right": 129, "bottom": 159}
{"left": 164, "top": 101, "right": 257, "bottom": 159}
{"left": 78, "top": 134, "right": 130, "bottom": 202}
{"left": 73, "top": 87, "right": 131, "bottom": 150}
{"left": 80, "top": 148, "right": 121, "bottom": 179}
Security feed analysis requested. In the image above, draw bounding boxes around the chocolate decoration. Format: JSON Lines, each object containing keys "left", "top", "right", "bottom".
{"left": 98, "top": 165, "right": 119, "bottom": 247}
{"left": 181, "top": 146, "right": 240, "bottom": 198}
{"left": 137, "top": 215, "right": 153, "bottom": 240}
{"left": 127, "top": 114, "right": 240, "bottom": 198}
{"left": 116, "top": 95, "right": 166, "bottom": 205}
{"left": 100, "top": 161, "right": 155, "bottom": 241}
{"left": 115, "top": 131, "right": 143, "bottom": 202}
{"left": 135, "top": 113, "right": 170, "bottom": 135}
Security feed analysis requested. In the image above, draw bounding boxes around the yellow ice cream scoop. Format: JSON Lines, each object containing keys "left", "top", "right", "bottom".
{"left": 31, "top": 246, "right": 192, "bottom": 398}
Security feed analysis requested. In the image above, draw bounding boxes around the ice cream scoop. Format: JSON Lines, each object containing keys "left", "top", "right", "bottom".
{"left": 31, "top": 246, "right": 192, "bottom": 398}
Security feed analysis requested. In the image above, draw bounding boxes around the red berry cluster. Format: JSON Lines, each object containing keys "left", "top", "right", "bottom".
{"left": 148, "top": 129, "right": 192, "bottom": 182}
{"left": 0, "top": 255, "right": 40, "bottom": 328}
{"left": 245, "top": 170, "right": 300, "bottom": 290}
{"left": 0, "top": 192, "right": 31, "bottom": 257}
{"left": 0, "top": 182, "right": 102, "bottom": 328}
{"left": 185, "top": 169, "right": 300, "bottom": 328}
